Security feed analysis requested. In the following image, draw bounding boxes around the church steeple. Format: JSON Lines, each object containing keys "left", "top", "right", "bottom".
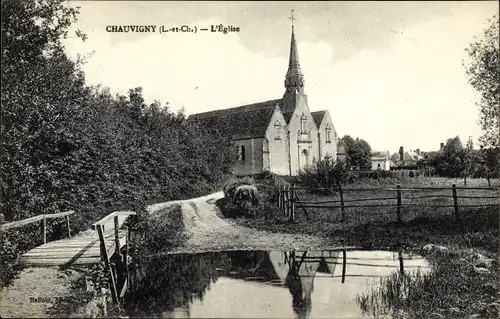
{"left": 284, "top": 13, "right": 305, "bottom": 96}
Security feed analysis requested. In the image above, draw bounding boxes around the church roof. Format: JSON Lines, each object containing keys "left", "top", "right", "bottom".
{"left": 282, "top": 111, "right": 294, "bottom": 124}
{"left": 187, "top": 99, "right": 281, "bottom": 140}
{"left": 311, "top": 111, "right": 325, "bottom": 128}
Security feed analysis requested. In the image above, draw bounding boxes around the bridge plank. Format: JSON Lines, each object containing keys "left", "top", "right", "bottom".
{"left": 20, "top": 214, "right": 131, "bottom": 267}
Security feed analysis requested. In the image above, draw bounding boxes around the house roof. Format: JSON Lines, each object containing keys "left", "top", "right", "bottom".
{"left": 311, "top": 111, "right": 325, "bottom": 128}
{"left": 187, "top": 99, "right": 282, "bottom": 140}
{"left": 371, "top": 150, "right": 390, "bottom": 158}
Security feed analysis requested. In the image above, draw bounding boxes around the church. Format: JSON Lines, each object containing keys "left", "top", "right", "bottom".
{"left": 188, "top": 25, "right": 344, "bottom": 176}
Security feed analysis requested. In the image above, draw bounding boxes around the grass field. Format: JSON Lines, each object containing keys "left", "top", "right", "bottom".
{"left": 231, "top": 177, "right": 499, "bottom": 250}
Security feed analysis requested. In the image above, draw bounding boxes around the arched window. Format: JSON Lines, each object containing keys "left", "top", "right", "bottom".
{"left": 263, "top": 138, "right": 269, "bottom": 152}
{"left": 300, "top": 114, "right": 307, "bottom": 133}
{"left": 274, "top": 121, "right": 281, "bottom": 140}
{"left": 325, "top": 124, "right": 332, "bottom": 143}
{"left": 239, "top": 145, "right": 246, "bottom": 161}
{"left": 302, "top": 149, "right": 310, "bottom": 166}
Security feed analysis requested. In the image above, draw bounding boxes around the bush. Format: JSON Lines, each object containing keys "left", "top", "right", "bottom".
{"left": 222, "top": 176, "right": 255, "bottom": 200}
{"left": 132, "top": 204, "right": 185, "bottom": 259}
{"left": 297, "top": 156, "right": 349, "bottom": 192}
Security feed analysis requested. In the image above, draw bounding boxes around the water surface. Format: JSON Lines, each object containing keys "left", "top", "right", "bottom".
{"left": 125, "top": 249, "right": 430, "bottom": 318}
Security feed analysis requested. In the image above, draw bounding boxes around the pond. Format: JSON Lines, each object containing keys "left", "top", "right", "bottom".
{"left": 124, "top": 249, "right": 430, "bottom": 318}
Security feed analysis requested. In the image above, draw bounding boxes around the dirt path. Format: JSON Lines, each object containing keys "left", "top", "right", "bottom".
{"left": 148, "top": 191, "right": 327, "bottom": 253}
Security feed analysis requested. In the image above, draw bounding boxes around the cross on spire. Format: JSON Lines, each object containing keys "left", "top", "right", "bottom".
{"left": 289, "top": 9, "right": 297, "bottom": 27}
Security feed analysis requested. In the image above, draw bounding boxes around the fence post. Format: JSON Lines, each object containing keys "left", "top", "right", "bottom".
{"left": 396, "top": 185, "right": 402, "bottom": 223}
{"left": 114, "top": 215, "right": 121, "bottom": 257}
{"left": 66, "top": 214, "right": 71, "bottom": 238}
{"left": 338, "top": 183, "right": 345, "bottom": 222}
{"left": 452, "top": 184, "right": 460, "bottom": 223}
{"left": 398, "top": 251, "right": 404, "bottom": 274}
{"left": 341, "top": 249, "right": 347, "bottom": 283}
{"left": 290, "top": 183, "right": 295, "bottom": 222}
{"left": 285, "top": 185, "right": 289, "bottom": 217}
{"left": 279, "top": 184, "right": 282, "bottom": 209}
{"left": 41, "top": 216, "right": 47, "bottom": 244}
{"left": 97, "top": 225, "right": 119, "bottom": 305}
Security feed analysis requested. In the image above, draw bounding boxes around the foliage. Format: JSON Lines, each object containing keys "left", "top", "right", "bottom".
{"left": 222, "top": 176, "right": 255, "bottom": 200}
{"left": 423, "top": 136, "right": 500, "bottom": 180}
{"left": 478, "top": 146, "right": 500, "bottom": 180}
{"left": 428, "top": 136, "right": 465, "bottom": 178}
{"left": 297, "top": 156, "right": 349, "bottom": 191}
{"left": 1, "top": 0, "right": 235, "bottom": 286}
{"left": 464, "top": 15, "right": 499, "bottom": 147}
{"left": 132, "top": 204, "right": 185, "bottom": 259}
{"left": 340, "top": 135, "right": 372, "bottom": 170}
{"left": 356, "top": 249, "right": 499, "bottom": 318}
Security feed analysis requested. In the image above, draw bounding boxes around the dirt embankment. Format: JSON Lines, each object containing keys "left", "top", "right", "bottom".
{"left": 148, "top": 191, "right": 327, "bottom": 253}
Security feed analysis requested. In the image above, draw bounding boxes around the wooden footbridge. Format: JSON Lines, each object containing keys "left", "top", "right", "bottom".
{"left": 1, "top": 211, "right": 138, "bottom": 304}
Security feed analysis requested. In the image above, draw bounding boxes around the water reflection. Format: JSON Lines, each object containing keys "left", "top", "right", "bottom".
{"left": 125, "top": 250, "right": 430, "bottom": 318}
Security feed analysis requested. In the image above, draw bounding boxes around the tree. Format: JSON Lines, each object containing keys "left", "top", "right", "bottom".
{"left": 433, "top": 136, "right": 464, "bottom": 177}
{"left": 480, "top": 146, "right": 500, "bottom": 186}
{"left": 459, "top": 137, "right": 474, "bottom": 186}
{"left": 463, "top": 15, "right": 499, "bottom": 147}
{"left": 340, "top": 135, "right": 372, "bottom": 170}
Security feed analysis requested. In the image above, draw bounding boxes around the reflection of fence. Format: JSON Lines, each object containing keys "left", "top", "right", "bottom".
{"left": 247, "top": 248, "right": 422, "bottom": 285}
{"left": 277, "top": 183, "right": 499, "bottom": 223}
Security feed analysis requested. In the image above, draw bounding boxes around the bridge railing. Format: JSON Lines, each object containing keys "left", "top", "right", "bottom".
{"left": 91, "top": 210, "right": 137, "bottom": 305}
{"left": 1, "top": 210, "right": 75, "bottom": 244}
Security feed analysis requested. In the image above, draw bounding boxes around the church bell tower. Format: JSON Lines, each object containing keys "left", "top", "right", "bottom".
{"left": 282, "top": 11, "right": 307, "bottom": 114}
{"left": 284, "top": 25, "right": 305, "bottom": 96}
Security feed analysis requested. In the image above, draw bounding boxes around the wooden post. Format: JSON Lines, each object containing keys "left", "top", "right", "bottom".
{"left": 66, "top": 215, "right": 71, "bottom": 238}
{"left": 341, "top": 249, "right": 347, "bottom": 283}
{"left": 110, "top": 262, "right": 120, "bottom": 307}
{"left": 290, "top": 184, "right": 295, "bottom": 222}
{"left": 41, "top": 216, "right": 47, "bottom": 244}
{"left": 285, "top": 185, "right": 289, "bottom": 218}
{"left": 295, "top": 194, "right": 310, "bottom": 221}
{"left": 338, "top": 183, "right": 345, "bottom": 222}
{"left": 281, "top": 186, "right": 286, "bottom": 217}
{"left": 97, "top": 225, "right": 119, "bottom": 305}
{"left": 127, "top": 221, "right": 132, "bottom": 245}
{"left": 452, "top": 184, "right": 460, "bottom": 223}
{"left": 398, "top": 251, "right": 404, "bottom": 274}
{"left": 396, "top": 185, "right": 402, "bottom": 223}
{"left": 278, "top": 184, "right": 282, "bottom": 209}
{"left": 114, "top": 215, "right": 121, "bottom": 257}
{"left": 124, "top": 225, "right": 130, "bottom": 290}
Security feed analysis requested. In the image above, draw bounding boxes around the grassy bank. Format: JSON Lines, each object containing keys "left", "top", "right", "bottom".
{"left": 219, "top": 175, "right": 500, "bottom": 318}
{"left": 228, "top": 177, "right": 499, "bottom": 251}
{"left": 356, "top": 248, "right": 499, "bottom": 318}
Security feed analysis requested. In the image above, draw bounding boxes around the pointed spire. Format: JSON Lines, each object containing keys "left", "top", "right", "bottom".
{"left": 284, "top": 13, "right": 305, "bottom": 96}
{"left": 288, "top": 26, "right": 301, "bottom": 69}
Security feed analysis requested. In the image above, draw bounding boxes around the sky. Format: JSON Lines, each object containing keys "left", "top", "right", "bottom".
{"left": 62, "top": 1, "right": 499, "bottom": 153}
